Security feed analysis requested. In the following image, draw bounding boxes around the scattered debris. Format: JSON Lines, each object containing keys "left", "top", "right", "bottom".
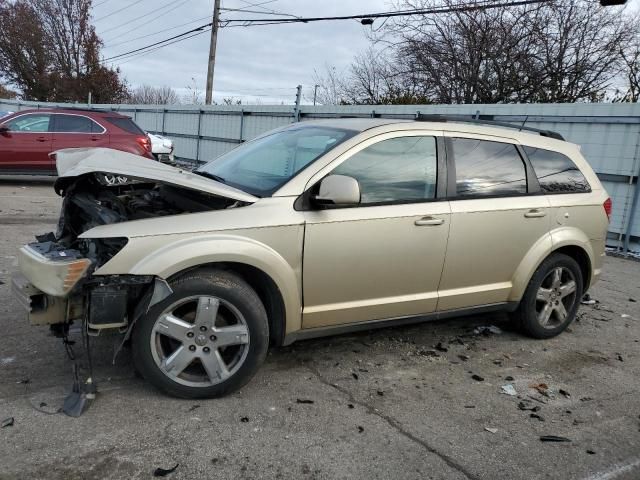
{"left": 153, "top": 464, "right": 179, "bottom": 477}
{"left": 376, "top": 390, "right": 384, "bottom": 397}
{"left": 586, "top": 450, "right": 596, "bottom": 455}
{"left": 434, "top": 342, "right": 448, "bottom": 352}
{"left": 240, "top": 417, "right": 249, "bottom": 423}
{"left": 616, "top": 353, "right": 624, "bottom": 362}
{"left": 464, "top": 405, "right": 476, "bottom": 409}
{"left": 518, "top": 401, "right": 541, "bottom": 412}
{"left": 351, "top": 373, "right": 359, "bottom": 380}
{"left": 418, "top": 350, "right": 440, "bottom": 358}
{"left": 629, "top": 298, "right": 637, "bottom": 303}
{"left": 504, "top": 376, "right": 515, "bottom": 382}
{"left": 0, "top": 280, "right": 4, "bottom": 285}
{"left": 501, "top": 384, "right": 517, "bottom": 396}
{"left": 559, "top": 389, "right": 570, "bottom": 398}
{"left": 16, "top": 378, "right": 30, "bottom": 385}
{"left": 484, "top": 427, "right": 498, "bottom": 434}
{"left": 471, "top": 374, "right": 485, "bottom": 382}
{"left": 0, "top": 357, "right": 16, "bottom": 366}
{"left": 580, "top": 397, "right": 593, "bottom": 402}
{"left": 474, "top": 325, "right": 502, "bottom": 336}
{"left": 539, "top": 435, "right": 571, "bottom": 443}
{"left": 347, "top": 404, "right": 354, "bottom": 409}
{"left": 529, "top": 382, "right": 549, "bottom": 396}
{"left": 188, "top": 405, "right": 200, "bottom": 412}
{"left": 530, "top": 413, "right": 545, "bottom": 422}
{"left": 581, "top": 294, "right": 597, "bottom": 305}
{"left": 1, "top": 417, "right": 14, "bottom": 428}
{"left": 621, "top": 314, "right": 631, "bottom": 319}
{"left": 357, "top": 426, "right": 364, "bottom": 433}
{"left": 296, "top": 399, "right": 315, "bottom": 404}
{"left": 458, "top": 354, "right": 470, "bottom": 362}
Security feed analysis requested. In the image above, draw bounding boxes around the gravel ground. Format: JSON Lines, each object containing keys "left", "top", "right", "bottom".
{"left": 0, "top": 178, "right": 639, "bottom": 480}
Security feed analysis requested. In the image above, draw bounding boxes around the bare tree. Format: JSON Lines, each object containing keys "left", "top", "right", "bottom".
{"left": 129, "top": 85, "right": 180, "bottom": 105}
{"left": 0, "top": 0, "right": 128, "bottom": 102}
{"left": 183, "top": 77, "right": 204, "bottom": 105}
{"left": 312, "top": 64, "right": 346, "bottom": 105}
{"left": 319, "top": 0, "right": 638, "bottom": 105}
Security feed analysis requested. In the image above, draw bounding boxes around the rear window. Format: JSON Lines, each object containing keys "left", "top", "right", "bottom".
{"left": 524, "top": 146, "right": 591, "bottom": 193}
{"left": 451, "top": 138, "right": 527, "bottom": 197}
{"left": 52, "top": 114, "right": 104, "bottom": 133}
{"left": 105, "top": 117, "right": 145, "bottom": 135}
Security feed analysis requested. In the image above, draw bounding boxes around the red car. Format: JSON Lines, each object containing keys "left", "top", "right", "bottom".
{"left": 0, "top": 108, "right": 153, "bottom": 174}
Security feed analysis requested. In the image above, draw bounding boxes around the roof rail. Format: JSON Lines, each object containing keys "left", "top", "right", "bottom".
{"left": 414, "top": 113, "right": 565, "bottom": 141}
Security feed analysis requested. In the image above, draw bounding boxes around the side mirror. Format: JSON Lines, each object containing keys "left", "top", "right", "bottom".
{"left": 0, "top": 126, "right": 9, "bottom": 135}
{"left": 314, "top": 174, "right": 361, "bottom": 206}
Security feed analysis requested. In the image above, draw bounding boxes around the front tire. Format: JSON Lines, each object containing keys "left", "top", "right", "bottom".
{"left": 132, "top": 269, "right": 269, "bottom": 398}
{"left": 512, "top": 253, "right": 583, "bottom": 339}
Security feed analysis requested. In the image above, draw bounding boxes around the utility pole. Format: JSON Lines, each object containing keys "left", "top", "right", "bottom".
{"left": 205, "top": 0, "right": 221, "bottom": 105}
{"left": 313, "top": 84, "right": 319, "bottom": 106}
{"left": 294, "top": 85, "right": 302, "bottom": 121}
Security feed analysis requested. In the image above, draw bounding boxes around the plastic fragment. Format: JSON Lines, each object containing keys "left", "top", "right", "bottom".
{"left": 1, "top": 417, "right": 14, "bottom": 428}
{"left": 474, "top": 325, "right": 502, "bottom": 335}
{"left": 485, "top": 427, "right": 498, "bottom": 433}
{"left": 471, "top": 374, "right": 484, "bottom": 382}
{"left": 530, "top": 413, "right": 545, "bottom": 422}
{"left": 540, "top": 435, "right": 571, "bottom": 442}
{"left": 240, "top": 417, "right": 249, "bottom": 423}
{"left": 296, "top": 399, "right": 314, "bottom": 404}
{"left": 153, "top": 464, "right": 179, "bottom": 477}
{"left": 501, "top": 384, "right": 517, "bottom": 396}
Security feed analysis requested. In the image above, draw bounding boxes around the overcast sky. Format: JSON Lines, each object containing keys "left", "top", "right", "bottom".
{"left": 96, "top": 0, "right": 390, "bottom": 104}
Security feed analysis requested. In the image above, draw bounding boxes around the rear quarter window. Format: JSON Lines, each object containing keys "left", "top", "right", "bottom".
{"left": 523, "top": 146, "right": 590, "bottom": 193}
{"left": 105, "top": 117, "right": 145, "bottom": 135}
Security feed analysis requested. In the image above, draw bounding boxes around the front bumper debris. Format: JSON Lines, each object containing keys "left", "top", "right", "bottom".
{"left": 11, "top": 273, "right": 67, "bottom": 325}
{"left": 18, "top": 243, "right": 91, "bottom": 297}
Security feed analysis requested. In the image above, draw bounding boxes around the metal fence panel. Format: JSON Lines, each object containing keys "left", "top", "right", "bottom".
{"left": 1, "top": 98, "right": 638, "bottom": 252}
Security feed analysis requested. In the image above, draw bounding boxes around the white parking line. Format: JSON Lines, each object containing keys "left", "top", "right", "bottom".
{"left": 582, "top": 457, "right": 640, "bottom": 480}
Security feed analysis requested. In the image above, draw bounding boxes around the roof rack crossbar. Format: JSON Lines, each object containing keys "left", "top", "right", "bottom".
{"left": 414, "top": 113, "right": 565, "bottom": 141}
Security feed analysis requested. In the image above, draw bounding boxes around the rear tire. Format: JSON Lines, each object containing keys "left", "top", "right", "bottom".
{"left": 132, "top": 268, "right": 269, "bottom": 399}
{"left": 512, "top": 253, "right": 583, "bottom": 339}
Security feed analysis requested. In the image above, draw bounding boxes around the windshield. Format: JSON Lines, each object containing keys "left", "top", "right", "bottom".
{"left": 196, "top": 125, "right": 357, "bottom": 197}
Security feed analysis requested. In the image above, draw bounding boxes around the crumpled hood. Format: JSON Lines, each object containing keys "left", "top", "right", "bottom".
{"left": 53, "top": 147, "right": 258, "bottom": 204}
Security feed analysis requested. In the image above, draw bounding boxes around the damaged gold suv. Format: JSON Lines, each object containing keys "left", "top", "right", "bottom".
{"left": 12, "top": 117, "right": 610, "bottom": 398}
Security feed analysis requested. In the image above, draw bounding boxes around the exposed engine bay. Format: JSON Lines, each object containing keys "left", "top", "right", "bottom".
{"left": 52, "top": 173, "right": 241, "bottom": 268}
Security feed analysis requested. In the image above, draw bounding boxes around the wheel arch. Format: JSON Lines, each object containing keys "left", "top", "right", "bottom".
{"left": 510, "top": 228, "right": 595, "bottom": 302}
{"left": 117, "top": 234, "right": 302, "bottom": 342}
{"left": 169, "top": 262, "right": 288, "bottom": 346}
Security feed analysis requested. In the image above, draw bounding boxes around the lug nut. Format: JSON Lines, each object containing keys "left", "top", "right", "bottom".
{"left": 200, "top": 326, "right": 207, "bottom": 332}
{"left": 189, "top": 345, "right": 196, "bottom": 351}
{"left": 203, "top": 347, "right": 210, "bottom": 353}
{"left": 210, "top": 335, "right": 217, "bottom": 341}
{"left": 186, "top": 332, "right": 194, "bottom": 338}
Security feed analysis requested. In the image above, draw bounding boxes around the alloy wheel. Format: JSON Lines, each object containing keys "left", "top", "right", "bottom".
{"left": 535, "top": 266, "right": 578, "bottom": 329}
{"left": 150, "top": 295, "right": 250, "bottom": 387}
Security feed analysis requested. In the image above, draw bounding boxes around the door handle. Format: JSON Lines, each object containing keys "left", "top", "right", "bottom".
{"left": 36, "top": 137, "right": 47, "bottom": 142}
{"left": 415, "top": 216, "right": 444, "bottom": 226}
{"left": 524, "top": 209, "right": 546, "bottom": 218}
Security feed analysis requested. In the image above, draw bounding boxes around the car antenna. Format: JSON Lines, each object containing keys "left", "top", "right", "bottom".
{"left": 519, "top": 115, "right": 529, "bottom": 132}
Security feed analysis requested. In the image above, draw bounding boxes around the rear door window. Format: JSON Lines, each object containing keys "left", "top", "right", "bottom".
{"left": 523, "top": 146, "right": 590, "bottom": 193}
{"left": 4, "top": 114, "right": 51, "bottom": 132}
{"left": 105, "top": 117, "right": 145, "bottom": 135}
{"left": 451, "top": 138, "right": 527, "bottom": 197}
{"left": 52, "top": 114, "right": 103, "bottom": 133}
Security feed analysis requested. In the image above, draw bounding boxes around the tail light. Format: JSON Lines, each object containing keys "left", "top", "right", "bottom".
{"left": 603, "top": 197, "right": 612, "bottom": 222}
{"left": 136, "top": 135, "right": 152, "bottom": 153}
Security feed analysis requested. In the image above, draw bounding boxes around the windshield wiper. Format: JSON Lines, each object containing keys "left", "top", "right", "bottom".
{"left": 194, "top": 171, "right": 226, "bottom": 184}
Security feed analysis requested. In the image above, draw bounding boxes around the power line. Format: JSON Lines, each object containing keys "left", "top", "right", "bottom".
{"left": 102, "top": 0, "right": 552, "bottom": 64}
{"left": 94, "top": 0, "right": 144, "bottom": 22}
{"left": 111, "top": 29, "right": 211, "bottom": 65}
{"left": 220, "top": 0, "right": 553, "bottom": 26}
{"left": 100, "top": 0, "right": 190, "bottom": 36}
{"left": 105, "top": 15, "right": 212, "bottom": 48}
{"left": 102, "top": 23, "right": 212, "bottom": 62}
